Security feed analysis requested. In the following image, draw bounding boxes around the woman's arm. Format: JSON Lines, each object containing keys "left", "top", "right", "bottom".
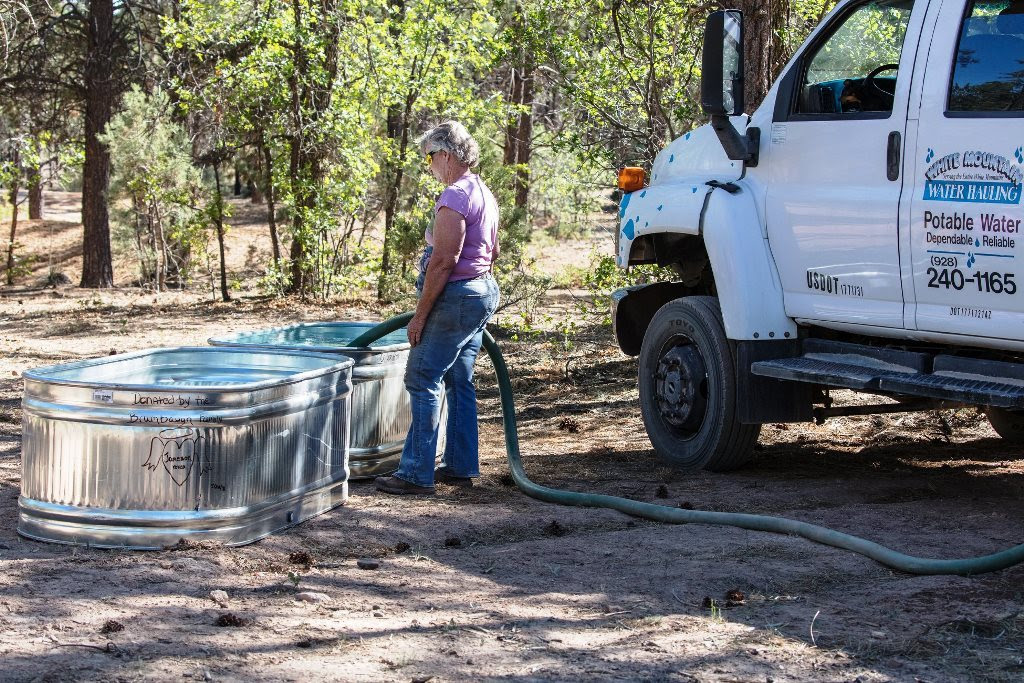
{"left": 407, "top": 206, "right": 466, "bottom": 346}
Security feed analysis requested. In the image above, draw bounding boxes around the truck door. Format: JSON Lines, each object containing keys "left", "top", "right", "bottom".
{"left": 910, "top": 0, "right": 1024, "bottom": 339}
{"left": 766, "top": 0, "right": 924, "bottom": 328}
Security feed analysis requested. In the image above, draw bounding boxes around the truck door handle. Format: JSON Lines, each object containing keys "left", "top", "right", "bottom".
{"left": 886, "top": 131, "right": 901, "bottom": 181}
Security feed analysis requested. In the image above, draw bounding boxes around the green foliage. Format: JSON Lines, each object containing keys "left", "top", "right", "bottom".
{"left": 527, "top": 0, "right": 709, "bottom": 167}
{"left": 478, "top": 141, "right": 553, "bottom": 320}
{"left": 580, "top": 253, "right": 674, "bottom": 325}
{"left": 530, "top": 138, "right": 608, "bottom": 240}
{"left": 256, "top": 260, "right": 291, "bottom": 297}
{"left": 4, "top": 243, "right": 38, "bottom": 279}
{"left": 102, "top": 86, "right": 207, "bottom": 289}
{"left": 805, "top": 1, "right": 910, "bottom": 84}
{"left": 166, "top": 0, "right": 381, "bottom": 298}
{"left": 10, "top": 0, "right": 842, "bottom": 301}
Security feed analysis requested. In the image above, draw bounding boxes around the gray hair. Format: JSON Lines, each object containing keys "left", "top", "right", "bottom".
{"left": 418, "top": 120, "right": 480, "bottom": 167}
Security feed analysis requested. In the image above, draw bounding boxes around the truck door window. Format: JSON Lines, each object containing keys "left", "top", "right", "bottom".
{"left": 949, "top": 0, "right": 1024, "bottom": 112}
{"left": 795, "top": 0, "right": 913, "bottom": 115}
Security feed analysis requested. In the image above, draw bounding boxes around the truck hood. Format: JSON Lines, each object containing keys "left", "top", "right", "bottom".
{"left": 616, "top": 118, "right": 749, "bottom": 267}
{"left": 648, "top": 117, "right": 747, "bottom": 186}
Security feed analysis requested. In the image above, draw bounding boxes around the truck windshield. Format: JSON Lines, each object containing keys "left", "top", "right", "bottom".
{"left": 949, "top": 0, "right": 1024, "bottom": 111}
{"left": 796, "top": 0, "right": 913, "bottom": 115}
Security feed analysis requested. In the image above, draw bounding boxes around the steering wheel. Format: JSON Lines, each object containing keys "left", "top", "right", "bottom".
{"left": 866, "top": 63, "right": 899, "bottom": 97}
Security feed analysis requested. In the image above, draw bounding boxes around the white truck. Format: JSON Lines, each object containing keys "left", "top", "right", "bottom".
{"left": 612, "top": 0, "right": 1024, "bottom": 471}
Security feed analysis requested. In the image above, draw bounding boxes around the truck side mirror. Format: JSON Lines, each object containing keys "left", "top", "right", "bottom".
{"left": 701, "top": 9, "right": 744, "bottom": 116}
{"left": 700, "top": 9, "right": 759, "bottom": 166}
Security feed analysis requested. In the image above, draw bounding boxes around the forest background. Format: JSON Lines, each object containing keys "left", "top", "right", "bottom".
{"left": 0, "top": 0, "right": 836, "bottom": 306}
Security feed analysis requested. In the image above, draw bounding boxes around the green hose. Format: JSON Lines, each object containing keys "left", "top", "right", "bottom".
{"left": 350, "top": 313, "right": 1024, "bottom": 576}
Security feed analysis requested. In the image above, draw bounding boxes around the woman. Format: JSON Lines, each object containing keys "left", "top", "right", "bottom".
{"left": 375, "top": 121, "right": 500, "bottom": 495}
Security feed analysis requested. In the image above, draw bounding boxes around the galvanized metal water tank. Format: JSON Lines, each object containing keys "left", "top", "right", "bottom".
{"left": 19, "top": 347, "right": 353, "bottom": 549}
{"left": 209, "top": 322, "right": 442, "bottom": 478}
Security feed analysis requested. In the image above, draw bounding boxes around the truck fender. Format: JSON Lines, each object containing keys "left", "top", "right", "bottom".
{"left": 611, "top": 281, "right": 696, "bottom": 356}
{"left": 702, "top": 187, "right": 797, "bottom": 341}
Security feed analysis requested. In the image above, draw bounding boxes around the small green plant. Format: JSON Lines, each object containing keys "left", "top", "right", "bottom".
{"left": 4, "top": 246, "right": 38, "bottom": 282}
{"left": 77, "top": 294, "right": 105, "bottom": 311}
{"left": 555, "top": 315, "right": 579, "bottom": 353}
{"left": 257, "top": 261, "right": 291, "bottom": 296}
{"left": 286, "top": 571, "right": 302, "bottom": 587}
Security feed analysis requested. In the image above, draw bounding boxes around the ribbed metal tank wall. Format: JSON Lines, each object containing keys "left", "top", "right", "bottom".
{"left": 209, "top": 322, "right": 444, "bottom": 478}
{"left": 18, "top": 347, "right": 353, "bottom": 549}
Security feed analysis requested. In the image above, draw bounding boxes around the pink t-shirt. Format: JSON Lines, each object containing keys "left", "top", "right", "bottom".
{"left": 427, "top": 173, "right": 499, "bottom": 281}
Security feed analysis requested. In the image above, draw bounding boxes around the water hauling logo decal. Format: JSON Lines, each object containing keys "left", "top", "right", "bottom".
{"left": 923, "top": 148, "right": 1023, "bottom": 205}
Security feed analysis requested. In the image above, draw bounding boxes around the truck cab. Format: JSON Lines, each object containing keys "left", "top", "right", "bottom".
{"left": 613, "top": 0, "right": 1024, "bottom": 471}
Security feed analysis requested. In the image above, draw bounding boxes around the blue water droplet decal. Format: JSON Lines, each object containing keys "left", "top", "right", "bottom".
{"left": 1016, "top": 146, "right": 1023, "bottom": 164}
{"left": 925, "top": 148, "right": 934, "bottom": 163}
{"left": 691, "top": 187, "right": 697, "bottom": 193}
{"left": 640, "top": 190, "right": 647, "bottom": 198}
{"left": 669, "top": 154, "right": 674, "bottom": 163}
{"left": 684, "top": 132, "right": 691, "bottom": 140}
{"left": 618, "top": 191, "right": 632, "bottom": 218}
{"left": 976, "top": 238, "right": 981, "bottom": 247}
{"left": 657, "top": 204, "right": 663, "bottom": 211}
{"left": 622, "top": 219, "right": 635, "bottom": 241}
{"left": 644, "top": 221, "right": 649, "bottom": 228}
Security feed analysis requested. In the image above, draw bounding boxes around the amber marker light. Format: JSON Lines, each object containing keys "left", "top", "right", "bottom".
{"left": 617, "top": 167, "right": 645, "bottom": 192}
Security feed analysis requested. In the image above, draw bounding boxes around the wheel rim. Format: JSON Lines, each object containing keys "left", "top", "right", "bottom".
{"left": 653, "top": 339, "right": 708, "bottom": 436}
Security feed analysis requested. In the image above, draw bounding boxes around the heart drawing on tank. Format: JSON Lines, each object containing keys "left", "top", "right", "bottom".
{"left": 142, "top": 428, "right": 205, "bottom": 487}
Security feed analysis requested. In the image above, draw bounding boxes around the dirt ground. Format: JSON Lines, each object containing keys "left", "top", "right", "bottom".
{"left": 1, "top": 194, "right": 1024, "bottom": 682}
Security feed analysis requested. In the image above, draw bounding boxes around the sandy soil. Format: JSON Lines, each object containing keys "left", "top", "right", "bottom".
{"left": 1, "top": 195, "right": 1023, "bottom": 682}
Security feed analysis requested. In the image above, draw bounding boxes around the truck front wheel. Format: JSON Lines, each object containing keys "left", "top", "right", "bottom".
{"left": 638, "top": 297, "right": 760, "bottom": 471}
{"left": 985, "top": 407, "right": 1024, "bottom": 442}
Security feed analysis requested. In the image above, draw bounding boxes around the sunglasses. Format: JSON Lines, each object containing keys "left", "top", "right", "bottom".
{"left": 425, "top": 148, "right": 444, "bottom": 164}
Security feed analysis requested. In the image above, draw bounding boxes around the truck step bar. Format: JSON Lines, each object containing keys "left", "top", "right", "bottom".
{"left": 749, "top": 340, "right": 1024, "bottom": 409}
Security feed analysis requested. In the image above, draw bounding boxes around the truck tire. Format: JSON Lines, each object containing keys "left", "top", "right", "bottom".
{"left": 638, "top": 296, "right": 760, "bottom": 472}
{"left": 985, "top": 407, "right": 1024, "bottom": 442}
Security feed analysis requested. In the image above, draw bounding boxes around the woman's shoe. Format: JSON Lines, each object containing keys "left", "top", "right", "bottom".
{"left": 375, "top": 476, "right": 436, "bottom": 495}
{"left": 434, "top": 466, "right": 474, "bottom": 486}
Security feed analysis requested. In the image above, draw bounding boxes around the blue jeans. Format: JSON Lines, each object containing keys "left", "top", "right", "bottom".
{"left": 395, "top": 275, "right": 500, "bottom": 487}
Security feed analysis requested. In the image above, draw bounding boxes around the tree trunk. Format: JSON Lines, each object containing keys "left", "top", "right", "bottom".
{"left": 503, "top": 3, "right": 535, "bottom": 211}
{"left": 212, "top": 162, "right": 231, "bottom": 302}
{"left": 130, "top": 193, "right": 149, "bottom": 282}
{"left": 515, "top": 65, "right": 534, "bottom": 210}
{"left": 283, "top": 0, "right": 340, "bottom": 296}
{"left": 286, "top": 0, "right": 307, "bottom": 295}
{"left": 377, "top": 0, "right": 408, "bottom": 301}
{"left": 6, "top": 183, "right": 20, "bottom": 285}
{"left": 28, "top": 168, "right": 42, "bottom": 219}
{"left": 80, "top": 0, "right": 115, "bottom": 288}
{"left": 378, "top": 101, "right": 406, "bottom": 300}
{"left": 262, "top": 139, "right": 281, "bottom": 267}
{"left": 288, "top": 136, "right": 305, "bottom": 294}
{"left": 249, "top": 180, "right": 262, "bottom": 204}
{"left": 153, "top": 202, "right": 167, "bottom": 292}
{"left": 738, "top": 0, "right": 790, "bottom": 112}
{"left": 504, "top": 57, "right": 535, "bottom": 209}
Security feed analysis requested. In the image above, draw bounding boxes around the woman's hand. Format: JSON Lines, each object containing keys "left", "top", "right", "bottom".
{"left": 407, "top": 311, "right": 428, "bottom": 347}
{"left": 409, "top": 206, "right": 465, "bottom": 348}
